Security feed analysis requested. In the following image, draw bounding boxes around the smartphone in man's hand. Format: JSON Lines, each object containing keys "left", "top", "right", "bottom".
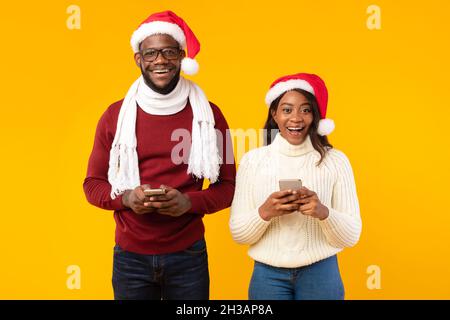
{"left": 144, "top": 188, "right": 166, "bottom": 197}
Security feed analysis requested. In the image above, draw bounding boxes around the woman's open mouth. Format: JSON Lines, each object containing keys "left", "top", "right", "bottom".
{"left": 286, "top": 126, "right": 305, "bottom": 136}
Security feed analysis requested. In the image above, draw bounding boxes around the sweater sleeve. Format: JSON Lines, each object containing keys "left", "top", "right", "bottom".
{"left": 229, "top": 152, "right": 271, "bottom": 245}
{"left": 83, "top": 105, "right": 126, "bottom": 211}
{"left": 319, "top": 151, "right": 362, "bottom": 248}
{"left": 184, "top": 103, "right": 236, "bottom": 214}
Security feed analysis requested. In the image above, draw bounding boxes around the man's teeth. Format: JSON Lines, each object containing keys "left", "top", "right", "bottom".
{"left": 153, "top": 69, "right": 170, "bottom": 73}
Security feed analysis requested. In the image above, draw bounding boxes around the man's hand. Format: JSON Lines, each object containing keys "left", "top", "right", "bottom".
{"left": 144, "top": 185, "right": 192, "bottom": 217}
{"left": 122, "top": 184, "right": 156, "bottom": 215}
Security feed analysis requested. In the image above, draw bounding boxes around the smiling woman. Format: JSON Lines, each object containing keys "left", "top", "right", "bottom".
{"left": 264, "top": 87, "right": 332, "bottom": 165}
{"left": 271, "top": 90, "right": 314, "bottom": 143}
{"left": 230, "top": 72, "right": 362, "bottom": 300}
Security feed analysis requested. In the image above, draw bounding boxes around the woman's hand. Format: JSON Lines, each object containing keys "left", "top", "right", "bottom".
{"left": 258, "top": 190, "right": 300, "bottom": 221}
{"left": 294, "top": 187, "right": 329, "bottom": 220}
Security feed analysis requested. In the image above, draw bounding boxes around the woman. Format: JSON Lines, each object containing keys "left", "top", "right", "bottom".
{"left": 229, "top": 73, "right": 362, "bottom": 300}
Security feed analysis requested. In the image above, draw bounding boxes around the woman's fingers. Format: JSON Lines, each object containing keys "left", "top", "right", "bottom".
{"left": 278, "top": 193, "right": 300, "bottom": 204}
{"left": 275, "top": 189, "right": 300, "bottom": 198}
{"left": 278, "top": 203, "right": 299, "bottom": 211}
{"left": 298, "top": 187, "right": 316, "bottom": 197}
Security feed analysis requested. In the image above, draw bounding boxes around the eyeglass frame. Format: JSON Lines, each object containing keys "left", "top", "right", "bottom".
{"left": 138, "top": 46, "right": 183, "bottom": 62}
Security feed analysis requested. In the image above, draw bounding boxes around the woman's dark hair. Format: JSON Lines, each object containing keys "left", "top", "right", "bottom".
{"left": 263, "top": 89, "right": 332, "bottom": 165}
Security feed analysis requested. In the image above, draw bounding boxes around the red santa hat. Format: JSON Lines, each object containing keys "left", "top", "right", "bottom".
{"left": 130, "top": 10, "right": 200, "bottom": 75}
{"left": 265, "top": 73, "right": 335, "bottom": 136}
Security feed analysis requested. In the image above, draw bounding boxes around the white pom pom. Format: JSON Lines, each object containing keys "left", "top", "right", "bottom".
{"left": 317, "top": 119, "right": 335, "bottom": 136}
{"left": 181, "top": 57, "right": 199, "bottom": 75}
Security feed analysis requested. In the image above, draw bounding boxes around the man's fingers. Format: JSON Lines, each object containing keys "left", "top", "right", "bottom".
{"left": 146, "top": 185, "right": 176, "bottom": 202}
{"left": 160, "top": 184, "right": 174, "bottom": 192}
{"left": 159, "top": 189, "right": 177, "bottom": 201}
{"left": 148, "top": 194, "right": 169, "bottom": 202}
{"left": 144, "top": 199, "right": 176, "bottom": 209}
{"left": 134, "top": 186, "right": 147, "bottom": 201}
{"left": 152, "top": 201, "right": 173, "bottom": 209}
{"left": 139, "top": 184, "right": 151, "bottom": 198}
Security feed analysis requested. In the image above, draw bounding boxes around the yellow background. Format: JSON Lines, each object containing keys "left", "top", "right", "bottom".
{"left": 1, "top": 0, "right": 449, "bottom": 299}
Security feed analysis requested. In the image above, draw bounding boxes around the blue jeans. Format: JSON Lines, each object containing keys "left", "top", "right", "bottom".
{"left": 249, "top": 255, "right": 345, "bottom": 300}
{"left": 112, "top": 238, "right": 209, "bottom": 300}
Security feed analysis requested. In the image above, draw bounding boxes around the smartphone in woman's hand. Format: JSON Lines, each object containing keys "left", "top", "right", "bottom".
{"left": 279, "top": 179, "right": 302, "bottom": 191}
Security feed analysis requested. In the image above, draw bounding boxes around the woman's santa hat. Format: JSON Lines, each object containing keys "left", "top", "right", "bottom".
{"left": 130, "top": 10, "right": 200, "bottom": 75}
{"left": 265, "top": 73, "right": 335, "bottom": 136}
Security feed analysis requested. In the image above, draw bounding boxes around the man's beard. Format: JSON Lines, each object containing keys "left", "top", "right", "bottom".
{"left": 140, "top": 64, "right": 181, "bottom": 95}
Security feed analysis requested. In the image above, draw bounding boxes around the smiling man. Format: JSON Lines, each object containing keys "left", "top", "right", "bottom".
{"left": 83, "top": 11, "right": 236, "bottom": 300}
{"left": 137, "top": 35, "right": 183, "bottom": 94}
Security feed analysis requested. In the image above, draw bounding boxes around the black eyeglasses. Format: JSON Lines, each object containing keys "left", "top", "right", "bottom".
{"left": 139, "top": 47, "right": 182, "bottom": 62}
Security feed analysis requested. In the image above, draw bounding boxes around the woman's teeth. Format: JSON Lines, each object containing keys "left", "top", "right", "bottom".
{"left": 287, "top": 127, "right": 304, "bottom": 132}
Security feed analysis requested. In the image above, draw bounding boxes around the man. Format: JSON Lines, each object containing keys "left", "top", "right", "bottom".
{"left": 83, "top": 10, "right": 236, "bottom": 300}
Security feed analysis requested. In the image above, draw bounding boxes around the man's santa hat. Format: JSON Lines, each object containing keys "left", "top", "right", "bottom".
{"left": 130, "top": 10, "right": 200, "bottom": 75}
{"left": 265, "top": 73, "right": 335, "bottom": 136}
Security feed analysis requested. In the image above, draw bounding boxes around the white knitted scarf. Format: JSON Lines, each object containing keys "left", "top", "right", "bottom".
{"left": 108, "top": 76, "right": 221, "bottom": 199}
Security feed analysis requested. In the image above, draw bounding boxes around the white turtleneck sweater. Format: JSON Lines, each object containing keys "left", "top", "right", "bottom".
{"left": 229, "top": 133, "right": 362, "bottom": 268}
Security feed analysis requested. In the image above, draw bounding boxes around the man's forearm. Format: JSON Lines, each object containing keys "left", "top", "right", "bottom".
{"left": 83, "top": 177, "right": 126, "bottom": 211}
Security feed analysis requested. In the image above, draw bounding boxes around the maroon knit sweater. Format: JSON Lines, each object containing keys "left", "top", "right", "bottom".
{"left": 83, "top": 99, "right": 236, "bottom": 254}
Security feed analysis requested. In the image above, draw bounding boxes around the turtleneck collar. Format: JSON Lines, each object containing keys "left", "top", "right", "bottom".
{"left": 272, "top": 133, "right": 315, "bottom": 157}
